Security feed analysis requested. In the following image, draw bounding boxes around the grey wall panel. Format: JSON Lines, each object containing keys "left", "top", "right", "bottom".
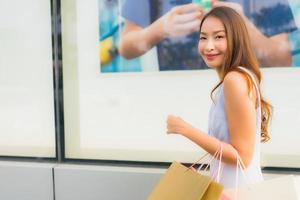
{"left": 54, "top": 164, "right": 164, "bottom": 200}
{"left": 0, "top": 161, "right": 54, "bottom": 200}
{"left": 0, "top": 161, "right": 298, "bottom": 200}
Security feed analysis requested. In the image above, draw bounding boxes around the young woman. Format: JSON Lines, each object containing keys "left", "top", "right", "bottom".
{"left": 166, "top": 6, "right": 272, "bottom": 188}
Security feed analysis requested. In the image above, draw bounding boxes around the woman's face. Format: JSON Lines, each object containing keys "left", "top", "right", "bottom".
{"left": 198, "top": 16, "right": 227, "bottom": 69}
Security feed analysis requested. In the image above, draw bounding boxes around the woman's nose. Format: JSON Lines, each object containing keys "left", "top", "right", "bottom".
{"left": 205, "top": 39, "right": 215, "bottom": 51}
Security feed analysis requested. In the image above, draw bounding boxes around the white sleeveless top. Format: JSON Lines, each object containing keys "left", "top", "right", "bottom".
{"left": 208, "top": 67, "right": 263, "bottom": 188}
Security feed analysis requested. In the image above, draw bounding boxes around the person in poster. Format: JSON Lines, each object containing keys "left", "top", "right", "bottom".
{"left": 118, "top": 0, "right": 298, "bottom": 71}
{"left": 288, "top": 0, "right": 300, "bottom": 66}
{"left": 99, "top": 0, "right": 143, "bottom": 73}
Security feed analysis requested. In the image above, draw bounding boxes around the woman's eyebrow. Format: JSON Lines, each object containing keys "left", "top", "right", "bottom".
{"left": 200, "top": 30, "right": 225, "bottom": 35}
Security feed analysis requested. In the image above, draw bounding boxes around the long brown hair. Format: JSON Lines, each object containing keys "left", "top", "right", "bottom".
{"left": 199, "top": 6, "right": 272, "bottom": 142}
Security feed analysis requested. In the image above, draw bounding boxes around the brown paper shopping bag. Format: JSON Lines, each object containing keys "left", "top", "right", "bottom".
{"left": 147, "top": 161, "right": 223, "bottom": 200}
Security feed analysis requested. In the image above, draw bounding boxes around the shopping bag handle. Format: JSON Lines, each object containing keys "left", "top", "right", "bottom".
{"left": 189, "top": 144, "right": 252, "bottom": 199}
{"left": 232, "top": 150, "right": 251, "bottom": 200}
{"left": 210, "top": 144, "right": 250, "bottom": 186}
{"left": 188, "top": 143, "right": 224, "bottom": 182}
{"left": 210, "top": 146, "right": 250, "bottom": 200}
{"left": 210, "top": 143, "right": 224, "bottom": 182}
{"left": 189, "top": 143, "right": 222, "bottom": 170}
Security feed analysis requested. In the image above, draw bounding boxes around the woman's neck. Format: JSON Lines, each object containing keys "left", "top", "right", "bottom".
{"left": 216, "top": 68, "right": 222, "bottom": 80}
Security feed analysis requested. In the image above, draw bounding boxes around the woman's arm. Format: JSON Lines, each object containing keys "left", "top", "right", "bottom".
{"left": 223, "top": 71, "right": 257, "bottom": 166}
{"left": 166, "top": 117, "right": 241, "bottom": 165}
{"left": 166, "top": 71, "right": 257, "bottom": 167}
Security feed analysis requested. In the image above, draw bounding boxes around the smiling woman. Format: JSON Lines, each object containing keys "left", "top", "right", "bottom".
{"left": 167, "top": 6, "right": 272, "bottom": 188}
{"left": 198, "top": 17, "right": 227, "bottom": 69}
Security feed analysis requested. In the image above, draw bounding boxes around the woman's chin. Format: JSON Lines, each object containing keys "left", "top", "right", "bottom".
{"left": 206, "top": 64, "right": 216, "bottom": 69}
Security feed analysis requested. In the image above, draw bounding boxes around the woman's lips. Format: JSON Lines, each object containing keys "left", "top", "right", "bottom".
{"left": 205, "top": 54, "right": 218, "bottom": 61}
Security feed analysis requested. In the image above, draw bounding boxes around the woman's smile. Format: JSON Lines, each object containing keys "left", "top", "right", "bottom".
{"left": 205, "top": 53, "right": 220, "bottom": 61}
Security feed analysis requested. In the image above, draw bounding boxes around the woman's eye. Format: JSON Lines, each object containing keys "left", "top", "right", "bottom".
{"left": 199, "top": 36, "right": 206, "bottom": 40}
{"left": 216, "top": 35, "right": 224, "bottom": 39}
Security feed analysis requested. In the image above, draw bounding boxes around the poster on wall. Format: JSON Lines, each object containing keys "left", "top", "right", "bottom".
{"left": 62, "top": 0, "right": 300, "bottom": 166}
{"left": 99, "top": 0, "right": 300, "bottom": 73}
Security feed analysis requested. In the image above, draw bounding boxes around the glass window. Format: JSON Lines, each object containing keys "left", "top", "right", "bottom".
{"left": 0, "top": 0, "right": 56, "bottom": 157}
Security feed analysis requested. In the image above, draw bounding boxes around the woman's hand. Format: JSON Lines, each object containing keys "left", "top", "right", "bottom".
{"left": 166, "top": 115, "right": 193, "bottom": 135}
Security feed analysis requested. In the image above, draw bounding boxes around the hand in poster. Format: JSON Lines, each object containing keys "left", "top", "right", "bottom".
{"left": 158, "top": 3, "right": 204, "bottom": 38}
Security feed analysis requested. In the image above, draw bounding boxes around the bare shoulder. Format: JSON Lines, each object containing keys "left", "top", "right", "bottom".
{"left": 223, "top": 71, "right": 248, "bottom": 96}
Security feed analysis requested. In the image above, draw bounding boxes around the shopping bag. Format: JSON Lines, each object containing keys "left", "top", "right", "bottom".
{"left": 147, "top": 161, "right": 224, "bottom": 200}
{"left": 219, "top": 150, "right": 300, "bottom": 200}
{"left": 222, "top": 175, "right": 300, "bottom": 200}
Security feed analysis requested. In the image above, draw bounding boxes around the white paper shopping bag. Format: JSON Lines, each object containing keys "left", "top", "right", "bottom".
{"left": 223, "top": 175, "right": 300, "bottom": 200}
